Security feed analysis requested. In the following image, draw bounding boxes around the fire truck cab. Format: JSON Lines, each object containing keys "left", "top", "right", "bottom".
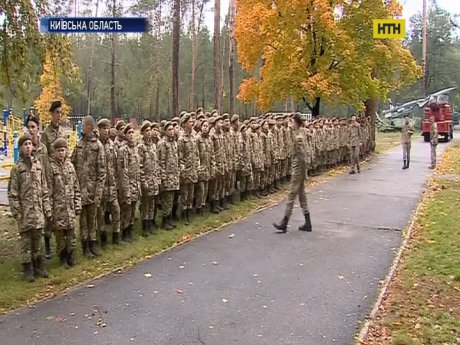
{"left": 421, "top": 94, "right": 454, "bottom": 142}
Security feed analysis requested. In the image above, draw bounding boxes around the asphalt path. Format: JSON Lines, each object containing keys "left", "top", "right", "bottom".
{"left": 0, "top": 138, "right": 448, "bottom": 345}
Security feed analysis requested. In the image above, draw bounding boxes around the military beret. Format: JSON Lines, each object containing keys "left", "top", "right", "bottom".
{"left": 26, "top": 114, "right": 39, "bottom": 127}
{"left": 53, "top": 137, "right": 68, "bottom": 149}
{"left": 268, "top": 119, "right": 276, "bottom": 125}
{"left": 97, "top": 118, "right": 111, "bottom": 128}
{"left": 179, "top": 110, "right": 187, "bottom": 118}
{"left": 123, "top": 123, "right": 134, "bottom": 134}
{"left": 171, "top": 117, "right": 180, "bottom": 124}
{"left": 180, "top": 112, "right": 192, "bottom": 126}
{"left": 221, "top": 113, "right": 230, "bottom": 120}
{"left": 240, "top": 124, "right": 247, "bottom": 132}
{"left": 197, "top": 113, "right": 205, "bottom": 120}
{"left": 151, "top": 122, "right": 159, "bottom": 129}
{"left": 231, "top": 114, "right": 239, "bottom": 123}
{"left": 18, "top": 134, "right": 33, "bottom": 147}
{"left": 115, "top": 120, "right": 126, "bottom": 130}
{"left": 164, "top": 121, "right": 174, "bottom": 131}
{"left": 196, "top": 107, "right": 204, "bottom": 114}
{"left": 209, "top": 116, "right": 222, "bottom": 125}
{"left": 211, "top": 109, "right": 218, "bottom": 116}
{"left": 140, "top": 120, "right": 152, "bottom": 132}
{"left": 49, "top": 100, "right": 62, "bottom": 112}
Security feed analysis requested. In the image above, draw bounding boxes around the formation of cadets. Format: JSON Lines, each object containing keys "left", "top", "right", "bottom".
{"left": 8, "top": 100, "right": 373, "bottom": 282}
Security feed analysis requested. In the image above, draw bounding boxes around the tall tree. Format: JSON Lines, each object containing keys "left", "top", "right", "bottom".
{"left": 86, "top": 0, "right": 100, "bottom": 115}
{"left": 172, "top": 0, "right": 181, "bottom": 117}
{"left": 227, "top": 0, "right": 236, "bottom": 115}
{"left": 213, "top": 0, "right": 222, "bottom": 113}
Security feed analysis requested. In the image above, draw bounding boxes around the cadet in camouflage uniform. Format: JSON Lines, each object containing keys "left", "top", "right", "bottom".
{"left": 8, "top": 134, "right": 52, "bottom": 282}
{"left": 96, "top": 118, "right": 121, "bottom": 246}
{"left": 348, "top": 115, "right": 362, "bottom": 174}
{"left": 260, "top": 119, "right": 271, "bottom": 195}
{"left": 239, "top": 123, "right": 254, "bottom": 200}
{"left": 196, "top": 119, "right": 214, "bottom": 214}
{"left": 274, "top": 113, "right": 312, "bottom": 233}
{"left": 267, "top": 118, "right": 277, "bottom": 192}
{"left": 251, "top": 122, "right": 264, "bottom": 197}
{"left": 71, "top": 116, "right": 106, "bottom": 257}
{"left": 138, "top": 121, "right": 160, "bottom": 236}
{"left": 221, "top": 114, "right": 234, "bottom": 206}
{"left": 158, "top": 122, "right": 180, "bottom": 230}
{"left": 117, "top": 123, "right": 141, "bottom": 242}
{"left": 48, "top": 138, "right": 81, "bottom": 268}
{"left": 178, "top": 113, "right": 199, "bottom": 224}
{"left": 114, "top": 120, "right": 126, "bottom": 150}
{"left": 40, "top": 100, "right": 66, "bottom": 259}
{"left": 109, "top": 127, "right": 117, "bottom": 142}
{"left": 171, "top": 118, "right": 181, "bottom": 221}
{"left": 401, "top": 115, "right": 414, "bottom": 169}
{"left": 208, "top": 116, "right": 225, "bottom": 213}
{"left": 231, "top": 115, "right": 242, "bottom": 194}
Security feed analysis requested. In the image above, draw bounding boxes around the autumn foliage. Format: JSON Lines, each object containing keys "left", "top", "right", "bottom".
{"left": 235, "top": 0, "right": 422, "bottom": 113}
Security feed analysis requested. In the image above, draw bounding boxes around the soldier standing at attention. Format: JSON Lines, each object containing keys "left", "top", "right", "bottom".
{"left": 114, "top": 120, "right": 126, "bottom": 150}
{"left": 429, "top": 115, "right": 438, "bottom": 169}
{"left": 138, "top": 121, "right": 160, "bottom": 236}
{"left": 117, "top": 123, "right": 141, "bottom": 241}
{"left": 196, "top": 119, "right": 214, "bottom": 215}
{"left": 48, "top": 138, "right": 81, "bottom": 268}
{"left": 40, "top": 100, "right": 66, "bottom": 259}
{"left": 158, "top": 122, "right": 180, "bottom": 230}
{"left": 208, "top": 116, "right": 225, "bottom": 213}
{"left": 401, "top": 115, "right": 414, "bottom": 169}
{"left": 348, "top": 115, "right": 362, "bottom": 174}
{"left": 273, "top": 113, "right": 312, "bottom": 233}
{"left": 96, "top": 119, "right": 121, "bottom": 246}
{"left": 8, "top": 134, "right": 52, "bottom": 282}
{"left": 71, "top": 115, "right": 106, "bottom": 257}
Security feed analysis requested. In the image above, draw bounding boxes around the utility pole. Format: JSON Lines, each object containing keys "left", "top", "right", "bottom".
{"left": 422, "top": 0, "right": 428, "bottom": 96}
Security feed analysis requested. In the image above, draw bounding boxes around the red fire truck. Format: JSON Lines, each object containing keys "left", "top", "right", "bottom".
{"left": 421, "top": 94, "right": 454, "bottom": 142}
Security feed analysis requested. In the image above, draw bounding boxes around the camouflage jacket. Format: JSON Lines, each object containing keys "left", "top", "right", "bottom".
{"left": 234, "top": 129, "right": 244, "bottom": 171}
{"left": 224, "top": 129, "right": 235, "bottom": 171}
{"left": 241, "top": 131, "right": 253, "bottom": 176}
{"left": 291, "top": 129, "right": 307, "bottom": 174}
{"left": 260, "top": 131, "right": 271, "bottom": 167}
{"left": 197, "top": 133, "right": 215, "bottom": 181}
{"left": 401, "top": 123, "right": 414, "bottom": 143}
{"left": 430, "top": 123, "right": 438, "bottom": 145}
{"left": 33, "top": 142, "right": 51, "bottom": 187}
{"left": 117, "top": 142, "right": 141, "bottom": 204}
{"left": 114, "top": 136, "right": 125, "bottom": 150}
{"left": 177, "top": 131, "right": 199, "bottom": 184}
{"left": 49, "top": 158, "right": 81, "bottom": 230}
{"left": 251, "top": 132, "right": 264, "bottom": 171}
{"left": 8, "top": 155, "right": 51, "bottom": 231}
{"left": 209, "top": 128, "right": 225, "bottom": 176}
{"left": 71, "top": 134, "right": 106, "bottom": 206}
{"left": 138, "top": 138, "right": 160, "bottom": 197}
{"left": 157, "top": 138, "right": 180, "bottom": 191}
{"left": 348, "top": 123, "right": 362, "bottom": 147}
{"left": 40, "top": 123, "right": 66, "bottom": 157}
{"left": 101, "top": 138, "right": 118, "bottom": 203}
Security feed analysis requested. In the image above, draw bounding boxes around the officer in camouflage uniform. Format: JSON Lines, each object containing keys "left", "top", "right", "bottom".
{"left": 178, "top": 113, "right": 199, "bottom": 224}
{"left": 71, "top": 116, "right": 106, "bottom": 257}
{"left": 239, "top": 123, "right": 254, "bottom": 200}
{"left": 138, "top": 121, "right": 160, "bottom": 236}
{"left": 48, "top": 138, "right": 81, "bottom": 268}
{"left": 158, "top": 122, "right": 180, "bottom": 230}
{"left": 274, "top": 113, "right": 312, "bottom": 233}
{"left": 267, "top": 118, "right": 277, "bottom": 192}
{"left": 96, "top": 118, "right": 121, "bottom": 246}
{"left": 430, "top": 115, "right": 438, "bottom": 169}
{"left": 208, "top": 116, "right": 225, "bottom": 213}
{"left": 114, "top": 120, "right": 126, "bottom": 150}
{"left": 40, "top": 100, "right": 66, "bottom": 259}
{"left": 251, "top": 122, "right": 263, "bottom": 197}
{"left": 8, "top": 134, "right": 52, "bottom": 282}
{"left": 401, "top": 115, "right": 414, "bottom": 169}
{"left": 196, "top": 119, "right": 214, "bottom": 214}
{"left": 348, "top": 115, "right": 362, "bottom": 174}
{"left": 231, "top": 114, "right": 242, "bottom": 194}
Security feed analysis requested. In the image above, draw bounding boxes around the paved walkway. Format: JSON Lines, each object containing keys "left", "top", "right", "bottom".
{"left": 0, "top": 139, "right": 449, "bottom": 345}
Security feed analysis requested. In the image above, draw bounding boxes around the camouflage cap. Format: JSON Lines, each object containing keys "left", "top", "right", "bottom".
{"left": 197, "top": 113, "right": 206, "bottom": 120}
{"left": 97, "top": 118, "right": 111, "bottom": 128}
{"left": 171, "top": 117, "right": 180, "bottom": 124}
{"left": 205, "top": 112, "right": 211, "bottom": 118}
{"left": 163, "top": 121, "right": 174, "bottom": 131}
{"left": 53, "top": 137, "right": 68, "bottom": 149}
{"left": 211, "top": 109, "right": 218, "bottom": 116}
{"left": 160, "top": 119, "right": 167, "bottom": 126}
{"left": 151, "top": 122, "right": 159, "bottom": 129}
{"left": 231, "top": 114, "right": 239, "bottom": 123}
{"left": 140, "top": 120, "right": 152, "bottom": 132}
{"left": 221, "top": 113, "right": 230, "bottom": 120}
{"left": 179, "top": 110, "right": 188, "bottom": 118}
{"left": 268, "top": 118, "right": 276, "bottom": 126}
{"left": 115, "top": 120, "right": 126, "bottom": 130}
{"left": 110, "top": 127, "right": 117, "bottom": 136}
{"left": 240, "top": 124, "right": 247, "bottom": 132}
{"left": 123, "top": 123, "right": 134, "bottom": 134}
{"left": 180, "top": 112, "right": 192, "bottom": 126}
{"left": 196, "top": 107, "right": 204, "bottom": 114}
{"left": 18, "top": 134, "right": 33, "bottom": 147}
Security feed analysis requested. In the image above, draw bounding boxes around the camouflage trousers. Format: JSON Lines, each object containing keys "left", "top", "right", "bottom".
{"left": 282, "top": 158, "right": 289, "bottom": 177}
{"left": 224, "top": 170, "right": 236, "bottom": 196}
{"left": 239, "top": 172, "right": 253, "bottom": 192}
{"left": 402, "top": 142, "right": 411, "bottom": 161}
{"left": 140, "top": 195, "right": 156, "bottom": 221}
{"left": 209, "top": 174, "right": 224, "bottom": 201}
{"left": 43, "top": 220, "right": 53, "bottom": 239}
{"left": 196, "top": 181, "right": 209, "bottom": 208}
{"left": 284, "top": 168, "right": 309, "bottom": 219}
{"left": 55, "top": 227, "right": 76, "bottom": 254}
{"left": 431, "top": 143, "right": 437, "bottom": 168}
{"left": 180, "top": 182, "right": 195, "bottom": 210}
{"left": 20, "top": 228, "right": 42, "bottom": 264}
{"left": 349, "top": 146, "right": 360, "bottom": 172}
{"left": 120, "top": 202, "right": 137, "bottom": 230}
{"left": 80, "top": 204, "right": 97, "bottom": 241}
{"left": 97, "top": 199, "right": 121, "bottom": 235}
{"left": 253, "top": 168, "right": 262, "bottom": 190}
{"left": 161, "top": 190, "right": 175, "bottom": 216}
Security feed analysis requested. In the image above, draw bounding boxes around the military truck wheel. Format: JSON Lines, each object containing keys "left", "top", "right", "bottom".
{"left": 444, "top": 133, "right": 450, "bottom": 142}
{"left": 423, "top": 133, "right": 430, "bottom": 142}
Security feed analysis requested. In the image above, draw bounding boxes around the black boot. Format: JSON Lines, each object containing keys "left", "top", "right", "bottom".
{"left": 182, "top": 210, "right": 190, "bottom": 225}
{"left": 162, "top": 215, "right": 173, "bottom": 230}
{"left": 127, "top": 225, "right": 135, "bottom": 242}
{"left": 104, "top": 211, "right": 111, "bottom": 225}
{"left": 298, "top": 212, "right": 312, "bottom": 232}
{"left": 33, "top": 255, "right": 49, "bottom": 278}
{"left": 402, "top": 160, "right": 407, "bottom": 169}
{"left": 59, "top": 249, "right": 69, "bottom": 269}
{"left": 67, "top": 250, "right": 77, "bottom": 267}
{"left": 229, "top": 195, "right": 236, "bottom": 205}
{"left": 44, "top": 235, "right": 52, "bottom": 260}
{"left": 121, "top": 228, "right": 129, "bottom": 242}
{"left": 100, "top": 231, "right": 108, "bottom": 249}
{"left": 172, "top": 204, "right": 179, "bottom": 221}
{"left": 142, "top": 220, "right": 150, "bottom": 237}
{"left": 186, "top": 209, "right": 191, "bottom": 223}
{"left": 89, "top": 240, "right": 101, "bottom": 257}
{"left": 407, "top": 159, "right": 410, "bottom": 169}
{"left": 273, "top": 216, "right": 289, "bottom": 233}
{"left": 82, "top": 239, "right": 94, "bottom": 258}
{"left": 22, "top": 262, "right": 35, "bottom": 282}
{"left": 112, "top": 232, "right": 121, "bottom": 245}
{"left": 210, "top": 200, "right": 219, "bottom": 214}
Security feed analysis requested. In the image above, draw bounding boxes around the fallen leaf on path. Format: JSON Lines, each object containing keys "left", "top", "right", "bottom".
{"left": 212, "top": 261, "right": 218, "bottom": 265}
{"left": 144, "top": 273, "right": 152, "bottom": 278}
{"left": 179, "top": 265, "right": 185, "bottom": 269}
{"left": 338, "top": 275, "right": 344, "bottom": 280}
{"left": 45, "top": 316, "right": 54, "bottom": 321}
{"left": 222, "top": 298, "right": 229, "bottom": 303}
{"left": 87, "top": 284, "right": 95, "bottom": 288}
{"left": 176, "top": 289, "right": 184, "bottom": 294}
{"left": 228, "top": 233, "right": 235, "bottom": 238}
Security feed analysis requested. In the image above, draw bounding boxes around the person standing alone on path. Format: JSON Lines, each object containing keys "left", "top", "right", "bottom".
{"left": 273, "top": 113, "right": 312, "bottom": 233}
{"left": 401, "top": 115, "right": 414, "bottom": 169}
{"left": 348, "top": 115, "right": 362, "bottom": 174}
{"left": 430, "top": 115, "right": 438, "bottom": 169}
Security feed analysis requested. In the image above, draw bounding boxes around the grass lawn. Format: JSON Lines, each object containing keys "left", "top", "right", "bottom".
{"left": 435, "top": 140, "right": 460, "bottom": 175}
{"left": 360, "top": 142, "right": 460, "bottom": 345}
{"left": 375, "top": 131, "right": 403, "bottom": 154}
